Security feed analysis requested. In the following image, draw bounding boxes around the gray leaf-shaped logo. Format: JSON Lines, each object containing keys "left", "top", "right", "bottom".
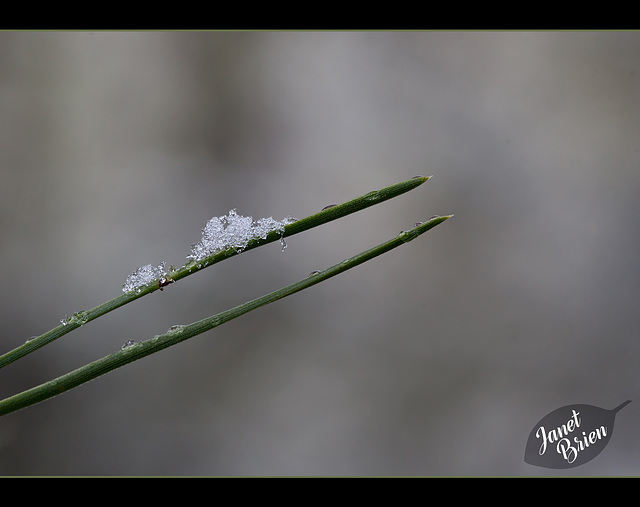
{"left": 524, "top": 400, "right": 630, "bottom": 469}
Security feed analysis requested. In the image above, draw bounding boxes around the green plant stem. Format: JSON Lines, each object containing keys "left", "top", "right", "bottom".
{"left": 0, "top": 176, "right": 431, "bottom": 370}
{"left": 0, "top": 214, "right": 452, "bottom": 418}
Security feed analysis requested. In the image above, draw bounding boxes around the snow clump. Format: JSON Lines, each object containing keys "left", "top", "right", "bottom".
{"left": 187, "top": 209, "right": 295, "bottom": 262}
{"left": 122, "top": 261, "right": 167, "bottom": 293}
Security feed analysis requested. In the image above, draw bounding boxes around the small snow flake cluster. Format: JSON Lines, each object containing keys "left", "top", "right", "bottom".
{"left": 122, "top": 262, "right": 167, "bottom": 294}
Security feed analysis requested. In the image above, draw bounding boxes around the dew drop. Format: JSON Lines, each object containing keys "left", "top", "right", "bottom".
{"left": 60, "top": 316, "right": 69, "bottom": 326}
{"left": 122, "top": 339, "right": 136, "bottom": 350}
{"left": 428, "top": 215, "right": 441, "bottom": 221}
{"left": 71, "top": 310, "right": 89, "bottom": 326}
{"left": 322, "top": 204, "right": 337, "bottom": 210}
{"left": 398, "top": 229, "right": 418, "bottom": 243}
{"left": 25, "top": 336, "right": 38, "bottom": 343}
{"left": 308, "top": 270, "right": 321, "bottom": 276}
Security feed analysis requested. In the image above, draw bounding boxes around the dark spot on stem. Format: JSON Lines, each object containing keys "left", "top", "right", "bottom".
{"left": 158, "top": 276, "right": 174, "bottom": 291}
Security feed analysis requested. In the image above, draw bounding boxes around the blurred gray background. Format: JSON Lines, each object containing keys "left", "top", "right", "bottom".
{"left": 0, "top": 31, "right": 638, "bottom": 476}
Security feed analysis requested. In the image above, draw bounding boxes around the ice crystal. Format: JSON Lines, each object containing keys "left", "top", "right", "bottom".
{"left": 187, "top": 209, "right": 296, "bottom": 262}
{"left": 122, "top": 261, "right": 167, "bottom": 293}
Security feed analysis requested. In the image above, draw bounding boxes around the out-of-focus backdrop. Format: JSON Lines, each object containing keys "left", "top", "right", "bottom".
{"left": 1, "top": 31, "right": 639, "bottom": 476}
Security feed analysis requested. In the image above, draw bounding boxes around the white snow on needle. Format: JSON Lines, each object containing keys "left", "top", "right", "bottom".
{"left": 122, "top": 210, "right": 295, "bottom": 293}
